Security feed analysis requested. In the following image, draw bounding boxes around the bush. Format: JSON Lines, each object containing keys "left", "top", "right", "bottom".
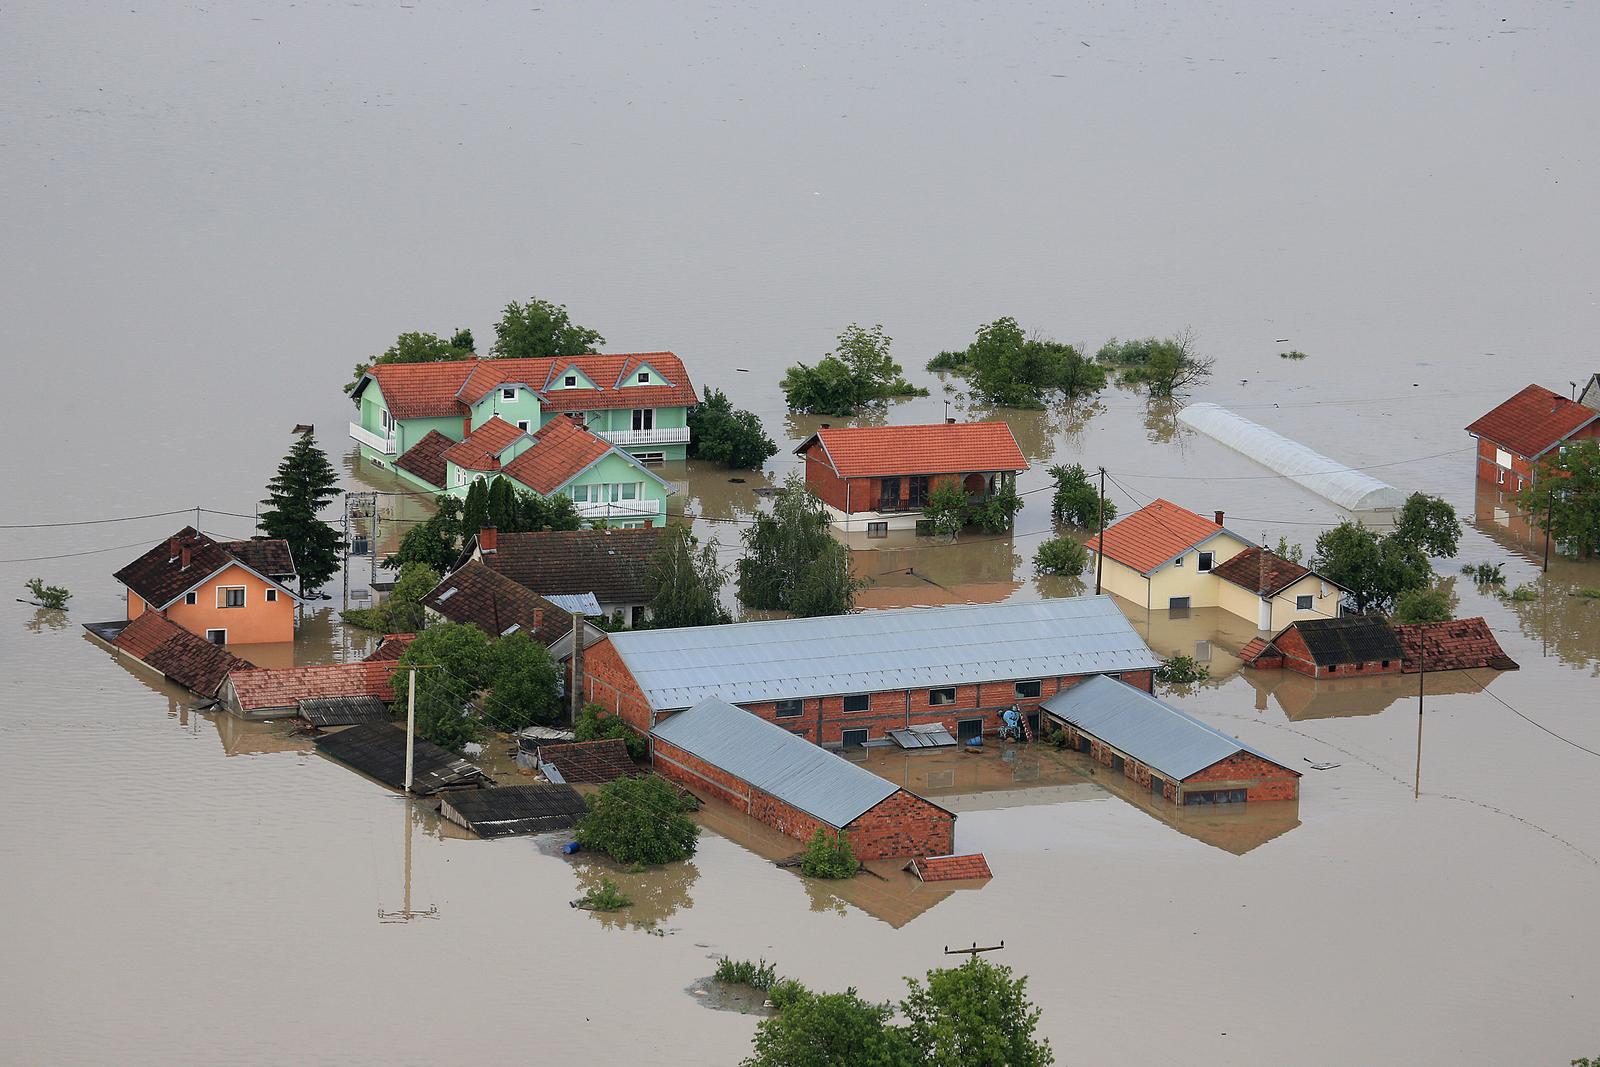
{"left": 745, "top": 989, "right": 917, "bottom": 1067}
{"left": 1505, "top": 584, "right": 1539, "bottom": 603}
{"left": 767, "top": 978, "right": 810, "bottom": 1011}
{"left": 901, "top": 958, "right": 1054, "bottom": 1067}
{"left": 1096, "top": 330, "right": 1214, "bottom": 398}
{"left": 800, "top": 829, "right": 858, "bottom": 879}
{"left": 1461, "top": 562, "right": 1506, "bottom": 586}
{"left": 343, "top": 561, "right": 438, "bottom": 633}
{"left": 575, "top": 877, "right": 632, "bottom": 912}
{"left": 688, "top": 387, "right": 778, "bottom": 470}
{"left": 575, "top": 773, "right": 700, "bottom": 865}
{"left": 936, "top": 317, "right": 1105, "bottom": 407}
{"left": 1047, "top": 464, "right": 1112, "bottom": 528}
{"left": 1034, "top": 536, "right": 1088, "bottom": 576}
{"left": 1392, "top": 585, "right": 1454, "bottom": 624}
{"left": 24, "top": 578, "right": 71, "bottom": 610}
{"left": 1579, "top": 589, "right": 1600, "bottom": 600}
{"left": 965, "top": 482, "right": 1022, "bottom": 534}
{"left": 574, "top": 702, "right": 649, "bottom": 761}
{"left": 925, "top": 349, "right": 969, "bottom": 372}
{"left": 1155, "top": 654, "right": 1209, "bottom": 685}
{"left": 782, "top": 324, "right": 925, "bottom": 415}
{"left": 921, "top": 482, "right": 968, "bottom": 540}
{"left": 1279, "top": 350, "right": 1309, "bottom": 360}
{"left": 715, "top": 957, "right": 779, "bottom": 990}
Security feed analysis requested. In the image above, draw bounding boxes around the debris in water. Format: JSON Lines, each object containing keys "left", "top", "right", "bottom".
{"left": 1304, "top": 760, "right": 1341, "bottom": 771}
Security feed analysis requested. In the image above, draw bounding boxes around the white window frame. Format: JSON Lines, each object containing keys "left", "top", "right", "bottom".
{"left": 564, "top": 375, "right": 577, "bottom": 387}
{"left": 636, "top": 371, "right": 650, "bottom": 384}
{"left": 1173, "top": 554, "right": 1185, "bottom": 567}
{"left": 217, "top": 585, "right": 247, "bottom": 609}
{"left": 1197, "top": 551, "right": 1214, "bottom": 572}
{"left": 620, "top": 482, "right": 639, "bottom": 501}
{"left": 500, "top": 387, "right": 517, "bottom": 402}
{"left": 635, "top": 451, "right": 664, "bottom": 465}
{"left": 205, "top": 628, "right": 227, "bottom": 645}
{"left": 632, "top": 408, "right": 654, "bottom": 431}
{"left": 866, "top": 521, "right": 888, "bottom": 539}
{"left": 1296, "top": 594, "right": 1314, "bottom": 610}
{"left": 266, "top": 588, "right": 278, "bottom": 603}
{"left": 184, "top": 591, "right": 197, "bottom": 605}
{"left": 517, "top": 420, "right": 531, "bottom": 432}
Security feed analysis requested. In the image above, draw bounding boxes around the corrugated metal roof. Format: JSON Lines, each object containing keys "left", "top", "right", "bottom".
{"left": 607, "top": 596, "right": 1160, "bottom": 711}
{"left": 1041, "top": 675, "right": 1292, "bottom": 782}
{"left": 545, "top": 592, "right": 602, "bottom": 616}
{"left": 889, "top": 726, "right": 956, "bottom": 748}
{"left": 651, "top": 697, "right": 901, "bottom": 828}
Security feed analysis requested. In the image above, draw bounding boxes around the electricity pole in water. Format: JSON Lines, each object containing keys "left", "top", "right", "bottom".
{"left": 944, "top": 941, "right": 1005, "bottom": 958}
{"left": 1414, "top": 641, "right": 1425, "bottom": 799}
{"left": 1094, "top": 467, "right": 1107, "bottom": 596}
{"left": 404, "top": 667, "right": 416, "bottom": 793}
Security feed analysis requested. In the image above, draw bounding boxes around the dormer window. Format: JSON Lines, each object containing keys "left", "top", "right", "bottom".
{"left": 500, "top": 388, "right": 516, "bottom": 402}
{"left": 637, "top": 371, "right": 650, "bottom": 384}
{"left": 564, "top": 375, "right": 576, "bottom": 387}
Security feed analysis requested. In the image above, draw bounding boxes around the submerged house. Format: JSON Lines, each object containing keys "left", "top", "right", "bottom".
{"left": 463, "top": 526, "right": 662, "bottom": 627}
{"left": 582, "top": 596, "right": 1161, "bottom": 746}
{"left": 651, "top": 696, "right": 956, "bottom": 860}
{"left": 420, "top": 560, "right": 573, "bottom": 643}
{"left": 87, "top": 612, "right": 253, "bottom": 698}
{"left": 218, "top": 661, "right": 396, "bottom": 720}
{"left": 1465, "top": 383, "right": 1600, "bottom": 493}
{"left": 795, "top": 422, "right": 1028, "bottom": 534}
{"left": 349, "top": 351, "right": 699, "bottom": 467}
{"left": 1243, "top": 616, "right": 1517, "bottom": 678}
{"left": 113, "top": 528, "right": 300, "bottom": 645}
{"left": 1042, "top": 675, "right": 1300, "bottom": 805}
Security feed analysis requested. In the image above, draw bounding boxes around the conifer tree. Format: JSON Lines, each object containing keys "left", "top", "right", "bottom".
{"left": 462, "top": 478, "right": 491, "bottom": 540}
{"left": 259, "top": 430, "right": 343, "bottom": 594}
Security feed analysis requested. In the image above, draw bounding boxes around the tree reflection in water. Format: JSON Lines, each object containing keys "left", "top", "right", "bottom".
{"left": 571, "top": 858, "right": 700, "bottom": 930}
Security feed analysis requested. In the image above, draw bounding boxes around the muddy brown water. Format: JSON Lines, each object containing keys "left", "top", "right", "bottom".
{"left": 4, "top": 3, "right": 1600, "bottom": 1064}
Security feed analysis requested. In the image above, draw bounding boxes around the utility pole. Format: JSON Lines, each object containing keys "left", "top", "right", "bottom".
{"left": 943, "top": 941, "right": 1005, "bottom": 958}
{"left": 1543, "top": 495, "right": 1553, "bottom": 572}
{"left": 1414, "top": 639, "right": 1425, "bottom": 799}
{"left": 341, "top": 493, "right": 351, "bottom": 611}
{"left": 1094, "top": 467, "right": 1107, "bottom": 596}
{"left": 404, "top": 667, "right": 416, "bottom": 794}
{"left": 569, "top": 609, "right": 585, "bottom": 724}
{"left": 370, "top": 499, "right": 379, "bottom": 591}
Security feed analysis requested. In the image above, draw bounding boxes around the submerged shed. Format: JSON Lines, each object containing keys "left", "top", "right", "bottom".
{"left": 439, "top": 785, "right": 587, "bottom": 837}
{"left": 314, "top": 722, "right": 487, "bottom": 795}
{"left": 537, "top": 738, "right": 637, "bottom": 784}
{"left": 298, "top": 696, "right": 391, "bottom": 727}
{"left": 1178, "top": 402, "right": 1408, "bottom": 512}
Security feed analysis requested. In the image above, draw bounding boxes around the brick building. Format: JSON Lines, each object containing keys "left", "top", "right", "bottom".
{"left": 1042, "top": 675, "right": 1300, "bottom": 805}
{"left": 1240, "top": 616, "right": 1406, "bottom": 679}
{"left": 650, "top": 696, "right": 955, "bottom": 859}
{"left": 795, "top": 422, "right": 1027, "bottom": 533}
{"left": 581, "top": 597, "right": 1160, "bottom": 747}
{"left": 1466, "top": 383, "right": 1600, "bottom": 493}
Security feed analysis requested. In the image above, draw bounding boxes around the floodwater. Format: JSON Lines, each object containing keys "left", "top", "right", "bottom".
{"left": 4, "top": 2, "right": 1600, "bottom": 1064}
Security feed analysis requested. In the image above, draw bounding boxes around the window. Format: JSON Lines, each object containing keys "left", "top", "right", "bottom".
{"left": 880, "top": 478, "right": 901, "bottom": 510}
{"left": 1174, "top": 554, "right": 1185, "bottom": 567}
{"left": 184, "top": 592, "right": 197, "bottom": 605}
{"left": 841, "top": 729, "right": 868, "bottom": 749}
{"left": 266, "top": 589, "right": 278, "bottom": 603}
{"left": 500, "top": 387, "right": 516, "bottom": 402}
{"left": 637, "top": 371, "right": 650, "bottom": 384}
{"left": 1327, "top": 664, "right": 1338, "bottom": 674}
{"left": 620, "top": 482, "right": 638, "bottom": 500}
{"left": 635, "top": 452, "right": 664, "bottom": 465}
{"left": 1198, "top": 551, "right": 1214, "bottom": 572}
{"left": 929, "top": 687, "right": 956, "bottom": 706}
{"left": 774, "top": 698, "right": 803, "bottom": 719}
{"left": 1184, "top": 788, "right": 1247, "bottom": 806}
{"left": 1015, "top": 680, "right": 1042, "bottom": 699}
{"left": 564, "top": 375, "right": 576, "bottom": 387}
{"left": 517, "top": 420, "right": 531, "bottom": 432}
{"left": 1381, "top": 660, "right": 1391, "bottom": 669}
{"left": 907, "top": 475, "right": 930, "bottom": 508}
{"left": 866, "top": 521, "right": 888, "bottom": 539}
{"left": 1296, "top": 594, "right": 1314, "bottom": 610}
{"left": 1167, "top": 596, "right": 1190, "bottom": 612}
{"left": 1195, "top": 640, "right": 1211, "bottom": 660}
{"left": 630, "top": 605, "right": 647, "bottom": 627}
{"left": 205, "top": 629, "right": 227, "bottom": 645}
{"left": 632, "top": 408, "right": 654, "bottom": 431}
{"left": 571, "top": 485, "right": 591, "bottom": 503}
{"left": 843, "top": 693, "right": 871, "bottom": 713}
{"left": 218, "top": 586, "right": 246, "bottom": 609}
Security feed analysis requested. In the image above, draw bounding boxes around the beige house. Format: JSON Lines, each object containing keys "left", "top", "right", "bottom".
{"left": 1089, "top": 500, "right": 1346, "bottom": 629}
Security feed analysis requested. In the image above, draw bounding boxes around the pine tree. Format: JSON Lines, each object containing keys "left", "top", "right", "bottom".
{"left": 259, "top": 430, "right": 343, "bottom": 594}
{"left": 487, "top": 477, "right": 518, "bottom": 531}
{"left": 462, "top": 478, "right": 491, "bottom": 540}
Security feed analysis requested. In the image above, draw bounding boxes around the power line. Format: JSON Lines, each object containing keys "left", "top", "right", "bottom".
{"left": 0, "top": 538, "right": 165, "bottom": 564}
{"left": 1465, "top": 671, "right": 1600, "bottom": 760}
{"left": 0, "top": 507, "right": 194, "bottom": 530}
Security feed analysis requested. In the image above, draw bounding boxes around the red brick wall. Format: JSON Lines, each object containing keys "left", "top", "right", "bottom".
{"left": 802, "top": 443, "right": 851, "bottom": 512}
{"left": 845, "top": 789, "right": 955, "bottom": 859}
{"left": 1475, "top": 426, "right": 1600, "bottom": 489}
{"left": 1186, "top": 751, "right": 1300, "bottom": 801}
{"left": 1271, "top": 626, "right": 1400, "bottom": 680}
{"left": 581, "top": 637, "right": 655, "bottom": 733}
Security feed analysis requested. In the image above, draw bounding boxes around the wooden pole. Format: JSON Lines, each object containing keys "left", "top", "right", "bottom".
{"left": 404, "top": 667, "right": 416, "bottom": 793}
{"left": 1414, "top": 640, "right": 1424, "bottom": 799}
{"left": 1094, "top": 467, "right": 1107, "bottom": 596}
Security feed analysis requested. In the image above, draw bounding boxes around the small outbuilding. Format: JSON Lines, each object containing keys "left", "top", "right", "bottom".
{"left": 537, "top": 738, "right": 638, "bottom": 784}
{"left": 651, "top": 696, "right": 956, "bottom": 860}
{"left": 1242, "top": 617, "right": 1405, "bottom": 679}
{"left": 219, "top": 661, "right": 397, "bottom": 720}
{"left": 313, "top": 722, "right": 487, "bottom": 795}
{"left": 439, "top": 785, "right": 587, "bottom": 837}
{"left": 90, "top": 611, "right": 253, "bottom": 698}
{"left": 1042, "top": 675, "right": 1299, "bottom": 804}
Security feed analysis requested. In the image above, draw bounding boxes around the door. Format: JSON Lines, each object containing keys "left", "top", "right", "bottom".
{"left": 957, "top": 718, "right": 983, "bottom": 742}
{"left": 841, "top": 728, "right": 868, "bottom": 749}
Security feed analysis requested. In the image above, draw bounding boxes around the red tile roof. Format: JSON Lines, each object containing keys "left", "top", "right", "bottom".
{"left": 440, "top": 416, "right": 527, "bottom": 471}
{"left": 364, "top": 633, "right": 417, "bottom": 661}
{"left": 219, "top": 538, "right": 296, "bottom": 578}
{"left": 536, "top": 738, "right": 638, "bottom": 783}
{"left": 909, "top": 853, "right": 993, "bottom": 882}
{"left": 1237, "top": 637, "right": 1272, "bottom": 663}
{"left": 394, "top": 430, "right": 455, "bottom": 488}
{"left": 501, "top": 415, "right": 615, "bottom": 494}
{"left": 1089, "top": 499, "right": 1228, "bottom": 574}
{"left": 1465, "top": 384, "right": 1600, "bottom": 460}
{"left": 225, "top": 661, "right": 397, "bottom": 711}
{"left": 112, "top": 612, "right": 253, "bottom": 697}
{"left": 1211, "top": 546, "right": 1314, "bottom": 596}
{"left": 367, "top": 361, "right": 476, "bottom": 419}
{"left": 798, "top": 422, "right": 1028, "bottom": 479}
{"left": 1393, "top": 617, "right": 1519, "bottom": 673}
{"left": 114, "top": 527, "right": 296, "bottom": 608}
{"left": 365, "top": 352, "right": 698, "bottom": 419}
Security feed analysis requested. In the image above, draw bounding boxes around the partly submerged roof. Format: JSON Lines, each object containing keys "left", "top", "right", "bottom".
{"left": 797, "top": 422, "right": 1028, "bottom": 479}
{"left": 225, "top": 661, "right": 396, "bottom": 710}
{"left": 421, "top": 561, "right": 570, "bottom": 644}
{"left": 1211, "top": 545, "right": 1320, "bottom": 596}
{"left": 604, "top": 596, "right": 1160, "bottom": 711}
{"left": 908, "top": 853, "right": 992, "bottom": 882}
{"left": 536, "top": 738, "right": 638, "bottom": 784}
{"left": 439, "top": 784, "right": 588, "bottom": 837}
{"left": 394, "top": 429, "right": 455, "bottom": 488}
{"left": 1276, "top": 617, "right": 1405, "bottom": 667}
{"left": 1178, "top": 402, "right": 1409, "bottom": 512}
{"left": 298, "top": 695, "right": 391, "bottom": 727}
{"left": 109, "top": 611, "right": 252, "bottom": 697}
{"left": 479, "top": 527, "right": 662, "bottom": 603}
{"left": 1393, "top": 617, "right": 1519, "bottom": 672}
{"left": 114, "top": 527, "right": 300, "bottom": 609}
{"left": 651, "top": 696, "right": 904, "bottom": 828}
{"left": 361, "top": 352, "right": 698, "bottom": 420}
{"left": 501, "top": 415, "right": 620, "bottom": 494}
{"left": 1089, "top": 499, "right": 1232, "bottom": 574}
{"left": 364, "top": 633, "right": 416, "bottom": 661}
{"left": 1042, "top": 675, "right": 1294, "bottom": 781}
{"left": 1465, "top": 384, "right": 1600, "bottom": 459}
{"left": 314, "top": 722, "right": 487, "bottom": 795}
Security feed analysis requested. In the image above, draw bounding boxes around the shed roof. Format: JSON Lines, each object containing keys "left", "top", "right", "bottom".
{"left": 393, "top": 429, "right": 455, "bottom": 488}
{"left": 110, "top": 611, "right": 252, "bottom": 697}
{"left": 1275, "top": 617, "right": 1405, "bottom": 667}
{"left": 313, "top": 722, "right": 487, "bottom": 795}
{"left": 1042, "top": 675, "right": 1294, "bottom": 782}
{"left": 536, "top": 738, "right": 638, "bottom": 784}
{"left": 606, "top": 596, "right": 1159, "bottom": 712}
{"left": 422, "top": 561, "right": 570, "bottom": 644}
{"left": 1178, "top": 403, "right": 1409, "bottom": 512}
{"left": 1465, "top": 384, "right": 1600, "bottom": 459}
{"left": 908, "top": 853, "right": 992, "bottom": 881}
{"left": 298, "top": 696, "right": 391, "bottom": 727}
{"left": 796, "top": 422, "right": 1028, "bottom": 479}
{"left": 1393, "top": 617, "right": 1519, "bottom": 672}
{"left": 226, "top": 661, "right": 396, "bottom": 711}
{"left": 364, "top": 633, "right": 416, "bottom": 661}
{"left": 651, "top": 697, "right": 905, "bottom": 828}
{"left": 439, "top": 784, "right": 588, "bottom": 837}
{"left": 478, "top": 527, "right": 661, "bottom": 603}
{"left": 1089, "top": 499, "right": 1231, "bottom": 575}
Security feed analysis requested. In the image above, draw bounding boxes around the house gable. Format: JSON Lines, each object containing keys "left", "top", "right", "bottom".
{"left": 617, "top": 359, "right": 673, "bottom": 390}
{"left": 548, "top": 363, "right": 601, "bottom": 392}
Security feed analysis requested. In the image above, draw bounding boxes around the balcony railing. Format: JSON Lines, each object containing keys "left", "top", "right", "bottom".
{"left": 349, "top": 422, "right": 398, "bottom": 456}
{"left": 599, "top": 426, "right": 692, "bottom": 447}
{"left": 574, "top": 498, "right": 662, "bottom": 520}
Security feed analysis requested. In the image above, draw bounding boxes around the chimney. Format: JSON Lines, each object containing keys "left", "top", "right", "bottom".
{"left": 180, "top": 545, "right": 192, "bottom": 570}
{"left": 480, "top": 527, "right": 498, "bottom": 554}
{"left": 946, "top": 417, "right": 956, "bottom": 424}
{"left": 168, "top": 536, "right": 180, "bottom": 559}
{"left": 533, "top": 607, "right": 544, "bottom": 630}
{"left": 1214, "top": 511, "right": 1225, "bottom": 526}
{"left": 819, "top": 423, "right": 831, "bottom": 429}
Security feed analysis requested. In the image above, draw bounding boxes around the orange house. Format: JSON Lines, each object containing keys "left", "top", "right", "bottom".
{"left": 114, "top": 528, "right": 300, "bottom": 645}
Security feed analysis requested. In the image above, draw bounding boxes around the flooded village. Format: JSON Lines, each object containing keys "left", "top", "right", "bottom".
{"left": 5, "top": 3, "right": 1600, "bottom": 1066}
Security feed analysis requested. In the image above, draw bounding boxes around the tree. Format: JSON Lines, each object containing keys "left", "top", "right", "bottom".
{"left": 1048, "top": 464, "right": 1112, "bottom": 528}
{"left": 575, "top": 702, "right": 648, "bottom": 761}
{"left": 515, "top": 488, "right": 583, "bottom": 532}
{"left": 461, "top": 478, "right": 491, "bottom": 541}
{"left": 738, "top": 473, "right": 865, "bottom": 616}
{"left": 491, "top": 296, "right": 604, "bottom": 360}
{"left": 1312, "top": 521, "right": 1432, "bottom": 614}
{"left": 647, "top": 524, "right": 732, "bottom": 628}
{"left": 1098, "top": 329, "right": 1214, "bottom": 398}
{"left": 1034, "top": 536, "right": 1087, "bottom": 575}
{"left": 259, "top": 430, "right": 343, "bottom": 594}
{"left": 386, "top": 496, "right": 464, "bottom": 572}
{"left": 344, "top": 560, "right": 440, "bottom": 632}
{"left": 922, "top": 482, "right": 967, "bottom": 541}
{"left": 930, "top": 318, "right": 1106, "bottom": 407}
{"left": 688, "top": 387, "right": 777, "bottom": 469}
{"left": 1393, "top": 584, "right": 1455, "bottom": 624}
{"left": 744, "top": 990, "right": 918, "bottom": 1067}
{"left": 487, "top": 477, "right": 520, "bottom": 531}
{"left": 800, "top": 828, "right": 857, "bottom": 879}
{"left": 394, "top": 623, "right": 494, "bottom": 751}
{"left": 575, "top": 774, "right": 700, "bottom": 865}
{"left": 1392, "top": 492, "right": 1461, "bottom": 558}
{"left": 487, "top": 631, "right": 563, "bottom": 730}
{"left": 965, "top": 481, "right": 1022, "bottom": 534}
{"left": 345, "top": 329, "right": 474, "bottom": 394}
{"left": 782, "top": 324, "right": 925, "bottom": 415}
{"left": 1516, "top": 440, "right": 1600, "bottom": 558}
{"left": 23, "top": 578, "right": 71, "bottom": 610}
{"left": 1272, "top": 535, "right": 1305, "bottom": 564}
{"left": 900, "top": 958, "right": 1054, "bottom": 1067}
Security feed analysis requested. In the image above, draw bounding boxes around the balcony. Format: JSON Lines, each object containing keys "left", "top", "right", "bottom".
{"left": 349, "top": 422, "right": 398, "bottom": 456}
{"left": 599, "top": 426, "right": 692, "bottom": 448}
{"left": 574, "top": 498, "right": 662, "bottom": 520}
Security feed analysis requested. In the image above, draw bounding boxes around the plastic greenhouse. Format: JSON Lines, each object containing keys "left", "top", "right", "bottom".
{"left": 1177, "top": 403, "right": 1408, "bottom": 513}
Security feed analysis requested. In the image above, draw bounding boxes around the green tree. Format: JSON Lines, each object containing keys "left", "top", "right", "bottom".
{"left": 344, "top": 560, "right": 439, "bottom": 633}
{"left": 575, "top": 702, "right": 648, "bottom": 761}
{"left": 345, "top": 329, "right": 475, "bottom": 394}
{"left": 965, "top": 481, "right": 1022, "bottom": 534}
{"left": 922, "top": 482, "right": 967, "bottom": 540}
{"left": 958, "top": 317, "right": 1105, "bottom": 408}
{"left": 800, "top": 828, "right": 857, "bottom": 879}
{"left": 491, "top": 296, "right": 605, "bottom": 360}
{"left": 386, "top": 496, "right": 464, "bottom": 572}
{"left": 575, "top": 774, "right": 700, "bottom": 865}
{"left": 487, "top": 477, "right": 519, "bottom": 531}
{"left": 1392, "top": 492, "right": 1461, "bottom": 558}
{"left": 1048, "top": 464, "right": 1112, "bottom": 527}
{"left": 1515, "top": 440, "right": 1600, "bottom": 558}
{"left": 688, "top": 387, "right": 778, "bottom": 469}
{"left": 782, "top": 324, "right": 925, "bottom": 415}
{"left": 23, "top": 578, "right": 71, "bottom": 610}
{"left": 1393, "top": 584, "right": 1455, "bottom": 624}
{"left": 1272, "top": 535, "right": 1305, "bottom": 564}
{"left": 647, "top": 524, "right": 732, "bottom": 628}
{"left": 462, "top": 479, "right": 491, "bottom": 540}
{"left": 737, "top": 473, "right": 865, "bottom": 616}
{"left": 515, "top": 488, "right": 583, "bottom": 532}
{"left": 394, "top": 623, "right": 495, "bottom": 751}
{"left": 1034, "top": 536, "right": 1088, "bottom": 575}
{"left": 259, "top": 430, "right": 344, "bottom": 594}
{"left": 1098, "top": 329, "right": 1214, "bottom": 398}
{"left": 1312, "top": 521, "right": 1432, "bottom": 615}
{"left": 744, "top": 990, "right": 918, "bottom": 1067}
{"left": 900, "top": 958, "right": 1054, "bottom": 1067}
{"left": 487, "top": 631, "right": 563, "bottom": 730}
